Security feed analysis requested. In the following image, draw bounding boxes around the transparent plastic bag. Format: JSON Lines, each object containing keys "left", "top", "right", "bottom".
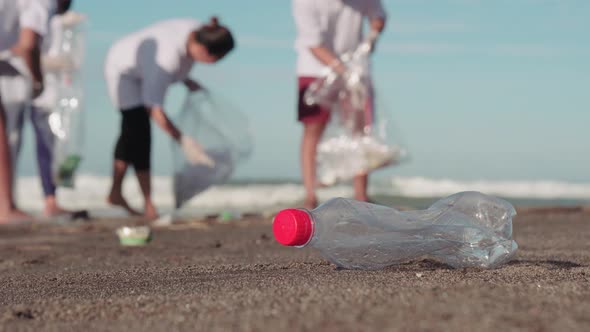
{"left": 304, "top": 39, "right": 372, "bottom": 109}
{"left": 317, "top": 133, "right": 407, "bottom": 186}
{"left": 49, "top": 18, "right": 86, "bottom": 188}
{"left": 317, "top": 93, "right": 409, "bottom": 185}
{"left": 304, "top": 39, "right": 408, "bottom": 186}
{"left": 50, "top": 82, "right": 84, "bottom": 188}
{"left": 273, "top": 191, "right": 518, "bottom": 270}
{"left": 172, "top": 90, "right": 253, "bottom": 208}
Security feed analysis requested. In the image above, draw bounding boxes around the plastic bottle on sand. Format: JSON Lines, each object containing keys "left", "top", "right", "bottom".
{"left": 273, "top": 191, "right": 518, "bottom": 270}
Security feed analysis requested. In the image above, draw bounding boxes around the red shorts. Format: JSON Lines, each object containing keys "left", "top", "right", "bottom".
{"left": 297, "top": 76, "right": 376, "bottom": 126}
{"left": 297, "top": 76, "right": 331, "bottom": 124}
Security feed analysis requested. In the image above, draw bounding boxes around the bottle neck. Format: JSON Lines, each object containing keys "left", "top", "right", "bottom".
{"left": 295, "top": 209, "right": 316, "bottom": 248}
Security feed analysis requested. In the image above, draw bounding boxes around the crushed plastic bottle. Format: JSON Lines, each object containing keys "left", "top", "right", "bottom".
{"left": 273, "top": 191, "right": 518, "bottom": 269}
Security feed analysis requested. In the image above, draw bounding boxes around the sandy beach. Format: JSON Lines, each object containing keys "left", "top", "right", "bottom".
{"left": 1, "top": 207, "right": 589, "bottom": 331}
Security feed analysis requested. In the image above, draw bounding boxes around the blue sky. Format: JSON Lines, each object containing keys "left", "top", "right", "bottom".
{"left": 16, "top": 0, "right": 590, "bottom": 182}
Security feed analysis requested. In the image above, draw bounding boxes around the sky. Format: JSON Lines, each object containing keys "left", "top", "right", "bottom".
{"left": 16, "top": 0, "right": 590, "bottom": 182}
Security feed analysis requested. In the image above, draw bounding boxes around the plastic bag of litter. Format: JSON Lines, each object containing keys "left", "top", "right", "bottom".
{"left": 304, "top": 37, "right": 408, "bottom": 186}
{"left": 317, "top": 102, "right": 408, "bottom": 186}
{"left": 172, "top": 90, "right": 253, "bottom": 208}
{"left": 49, "top": 15, "right": 86, "bottom": 187}
{"left": 50, "top": 80, "right": 84, "bottom": 188}
{"left": 304, "top": 36, "right": 373, "bottom": 110}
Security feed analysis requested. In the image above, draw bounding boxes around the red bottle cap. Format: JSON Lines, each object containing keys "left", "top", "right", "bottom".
{"left": 273, "top": 209, "right": 313, "bottom": 246}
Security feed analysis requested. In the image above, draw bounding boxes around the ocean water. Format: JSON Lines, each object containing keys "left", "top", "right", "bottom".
{"left": 15, "top": 175, "right": 590, "bottom": 218}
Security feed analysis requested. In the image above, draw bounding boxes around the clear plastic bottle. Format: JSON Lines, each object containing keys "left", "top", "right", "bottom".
{"left": 273, "top": 191, "right": 518, "bottom": 269}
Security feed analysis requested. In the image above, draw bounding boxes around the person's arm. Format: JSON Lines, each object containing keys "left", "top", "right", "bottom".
{"left": 366, "top": 17, "right": 386, "bottom": 53}
{"left": 366, "top": 0, "right": 387, "bottom": 51}
{"left": 142, "top": 67, "right": 180, "bottom": 140}
{"left": 11, "top": 28, "right": 44, "bottom": 96}
{"left": 141, "top": 56, "right": 210, "bottom": 166}
{"left": 293, "top": 0, "right": 346, "bottom": 74}
{"left": 13, "top": 0, "right": 55, "bottom": 97}
{"left": 148, "top": 106, "right": 181, "bottom": 142}
{"left": 311, "top": 15, "right": 386, "bottom": 65}
{"left": 309, "top": 47, "right": 347, "bottom": 74}
{"left": 143, "top": 68, "right": 216, "bottom": 166}
{"left": 371, "top": 17, "right": 386, "bottom": 34}
{"left": 149, "top": 105, "right": 215, "bottom": 167}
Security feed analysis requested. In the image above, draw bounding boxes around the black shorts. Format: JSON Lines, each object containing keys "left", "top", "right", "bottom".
{"left": 114, "top": 105, "right": 151, "bottom": 171}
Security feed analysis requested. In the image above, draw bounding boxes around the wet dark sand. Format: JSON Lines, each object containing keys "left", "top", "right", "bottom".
{"left": 1, "top": 208, "right": 589, "bottom": 331}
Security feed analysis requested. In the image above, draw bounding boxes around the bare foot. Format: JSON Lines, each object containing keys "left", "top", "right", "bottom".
{"left": 44, "top": 206, "right": 90, "bottom": 221}
{"left": 44, "top": 204, "right": 71, "bottom": 218}
{"left": 107, "top": 193, "right": 140, "bottom": 216}
{"left": 143, "top": 203, "right": 159, "bottom": 220}
{"left": 44, "top": 196, "right": 71, "bottom": 218}
{"left": 0, "top": 209, "right": 34, "bottom": 224}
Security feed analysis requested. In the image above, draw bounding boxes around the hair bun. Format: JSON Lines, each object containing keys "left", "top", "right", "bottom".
{"left": 210, "top": 16, "right": 219, "bottom": 28}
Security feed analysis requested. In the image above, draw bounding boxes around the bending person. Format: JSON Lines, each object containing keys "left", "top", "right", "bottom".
{"left": 104, "top": 17, "right": 235, "bottom": 219}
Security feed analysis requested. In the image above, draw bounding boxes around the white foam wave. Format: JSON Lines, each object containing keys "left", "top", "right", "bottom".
{"left": 383, "top": 176, "right": 590, "bottom": 200}
{"left": 14, "top": 175, "right": 590, "bottom": 215}
{"left": 15, "top": 175, "right": 352, "bottom": 215}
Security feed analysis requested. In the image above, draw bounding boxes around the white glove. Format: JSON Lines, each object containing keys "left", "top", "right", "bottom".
{"left": 180, "top": 135, "right": 215, "bottom": 168}
{"left": 367, "top": 29, "right": 380, "bottom": 45}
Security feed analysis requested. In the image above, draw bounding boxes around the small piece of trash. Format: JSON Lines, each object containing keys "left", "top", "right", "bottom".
{"left": 416, "top": 273, "right": 423, "bottom": 278}
{"left": 116, "top": 226, "right": 152, "bottom": 246}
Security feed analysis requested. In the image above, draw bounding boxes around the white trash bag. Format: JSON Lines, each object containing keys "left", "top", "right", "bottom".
{"left": 173, "top": 90, "right": 253, "bottom": 208}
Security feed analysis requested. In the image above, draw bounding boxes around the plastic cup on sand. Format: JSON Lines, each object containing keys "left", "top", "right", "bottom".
{"left": 116, "top": 226, "right": 152, "bottom": 246}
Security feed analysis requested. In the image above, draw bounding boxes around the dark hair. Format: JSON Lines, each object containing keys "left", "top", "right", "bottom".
{"left": 56, "top": 0, "right": 73, "bottom": 14}
{"left": 195, "top": 17, "right": 235, "bottom": 58}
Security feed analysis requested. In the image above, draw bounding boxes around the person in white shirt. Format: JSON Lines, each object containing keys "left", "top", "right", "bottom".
{"left": 292, "top": 0, "right": 387, "bottom": 209}
{"left": 0, "top": 0, "right": 72, "bottom": 224}
{"left": 104, "top": 17, "right": 235, "bottom": 219}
